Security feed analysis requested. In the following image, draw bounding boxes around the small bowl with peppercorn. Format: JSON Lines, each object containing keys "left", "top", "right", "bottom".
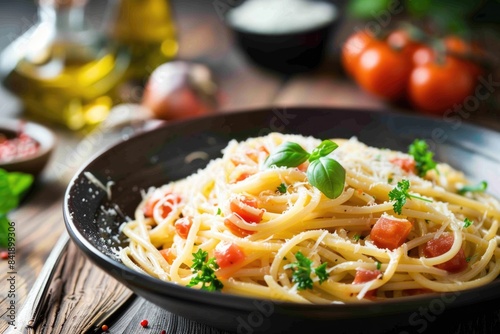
{"left": 0, "top": 118, "right": 56, "bottom": 176}
{"left": 225, "top": 0, "right": 340, "bottom": 74}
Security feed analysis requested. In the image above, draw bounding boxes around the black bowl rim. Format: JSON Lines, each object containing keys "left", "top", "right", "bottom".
{"left": 63, "top": 106, "right": 500, "bottom": 318}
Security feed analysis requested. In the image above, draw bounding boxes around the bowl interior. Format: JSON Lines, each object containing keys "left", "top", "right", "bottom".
{"left": 64, "top": 107, "right": 500, "bottom": 333}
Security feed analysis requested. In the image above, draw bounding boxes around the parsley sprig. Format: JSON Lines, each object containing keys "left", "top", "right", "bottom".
{"left": 0, "top": 169, "right": 34, "bottom": 248}
{"left": 264, "top": 140, "right": 345, "bottom": 199}
{"left": 463, "top": 218, "right": 473, "bottom": 228}
{"left": 408, "top": 139, "right": 438, "bottom": 177}
{"left": 457, "top": 181, "right": 488, "bottom": 195}
{"left": 187, "top": 249, "right": 223, "bottom": 291}
{"left": 277, "top": 183, "right": 287, "bottom": 194}
{"left": 284, "top": 251, "right": 329, "bottom": 290}
{"left": 388, "top": 179, "right": 432, "bottom": 215}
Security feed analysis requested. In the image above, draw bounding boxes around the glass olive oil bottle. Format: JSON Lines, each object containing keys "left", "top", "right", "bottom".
{"left": 110, "top": 0, "right": 178, "bottom": 85}
{"left": 0, "top": 0, "right": 129, "bottom": 131}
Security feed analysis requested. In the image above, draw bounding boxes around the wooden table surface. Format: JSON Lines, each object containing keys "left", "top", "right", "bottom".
{"left": 1, "top": 1, "right": 500, "bottom": 333}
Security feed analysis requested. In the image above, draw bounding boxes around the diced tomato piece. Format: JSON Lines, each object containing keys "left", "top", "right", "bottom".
{"left": 143, "top": 193, "right": 182, "bottom": 218}
{"left": 224, "top": 213, "right": 255, "bottom": 237}
{"left": 353, "top": 269, "right": 381, "bottom": 284}
{"left": 353, "top": 269, "right": 381, "bottom": 300}
{"left": 232, "top": 172, "right": 252, "bottom": 183}
{"left": 175, "top": 217, "right": 193, "bottom": 239}
{"left": 297, "top": 161, "right": 309, "bottom": 172}
{"left": 370, "top": 216, "right": 412, "bottom": 250}
{"left": 229, "top": 196, "right": 264, "bottom": 223}
{"left": 214, "top": 242, "right": 245, "bottom": 268}
{"left": 423, "top": 233, "right": 467, "bottom": 273}
{"left": 390, "top": 157, "right": 416, "bottom": 173}
{"left": 159, "top": 248, "right": 175, "bottom": 264}
{"left": 247, "top": 146, "right": 269, "bottom": 163}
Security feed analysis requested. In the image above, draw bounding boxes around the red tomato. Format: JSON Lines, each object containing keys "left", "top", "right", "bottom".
{"left": 297, "top": 161, "right": 309, "bottom": 172}
{"left": 353, "top": 269, "right": 381, "bottom": 299}
{"left": 412, "top": 45, "right": 435, "bottom": 66}
{"left": 355, "top": 41, "right": 413, "bottom": 101}
{"left": 390, "top": 157, "right": 416, "bottom": 174}
{"left": 444, "top": 35, "right": 484, "bottom": 79}
{"left": 370, "top": 216, "right": 412, "bottom": 250}
{"left": 224, "top": 213, "right": 255, "bottom": 237}
{"left": 214, "top": 242, "right": 245, "bottom": 268}
{"left": 341, "top": 30, "right": 375, "bottom": 77}
{"left": 143, "top": 193, "right": 182, "bottom": 218}
{"left": 386, "top": 29, "right": 422, "bottom": 60}
{"left": 175, "top": 217, "right": 193, "bottom": 239}
{"left": 232, "top": 172, "right": 252, "bottom": 183}
{"left": 423, "top": 233, "right": 467, "bottom": 273}
{"left": 159, "top": 248, "right": 175, "bottom": 264}
{"left": 229, "top": 196, "right": 264, "bottom": 223}
{"left": 408, "top": 57, "right": 475, "bottom": 114}
{"left": 246, "top": 146, "right": 269, "bottom": 163}
{"left": 353, "top": 269, "right": 381, "bottom": 284}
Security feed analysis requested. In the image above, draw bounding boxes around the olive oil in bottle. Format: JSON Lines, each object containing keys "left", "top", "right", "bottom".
{"left": 0, "top": 0, "right": 129, "bottom": 130}
{"left": 109, "top": 0, "right": 178, "bottom": 84}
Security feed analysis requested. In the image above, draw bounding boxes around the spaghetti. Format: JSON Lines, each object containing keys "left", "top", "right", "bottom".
{"left": 119, "top": 133, "right": 500, "bottom": 303}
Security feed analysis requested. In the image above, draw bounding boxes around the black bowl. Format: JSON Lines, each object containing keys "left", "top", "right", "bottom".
{"left": 230, "top": 25, "right": 335, "bottom": 74}
{"left": 64, "top": 107, "right": 500, "bottom": 334}
{"left": 226, "top": 2, "right": 340, "bottom": 74}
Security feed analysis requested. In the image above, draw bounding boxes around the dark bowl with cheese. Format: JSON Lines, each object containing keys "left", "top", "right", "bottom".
{"left": 226, "top": 0, "right": 340, "bottom": 74}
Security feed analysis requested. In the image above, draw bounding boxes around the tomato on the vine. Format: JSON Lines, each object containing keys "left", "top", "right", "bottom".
{"left": 408, "top": 56, "right": 475, "bottom": 114}
{"left": 354, "top": 41, "right": 413, "bottom": 101}
{"left": 444, "top": 35, "right": 484, "bottom": 79}
{"left": 341, "top": 29, "right": 374, "bottom": 77}
{"left": 387, "top": 29, "right": 422, "bottom": 60}
{"left": 412, "top": 45, "right": 434, "bottom": 66}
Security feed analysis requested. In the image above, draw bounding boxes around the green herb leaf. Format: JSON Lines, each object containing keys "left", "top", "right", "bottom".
{"left": 264, "top": 141, "right": 346, "bottom": 199}
{"left": 216, "top": 208, "right": 222, "bottom": 215}
{"left": 263, "top": 142, "right": 309, "bottom": 169}
{"left": 457, "top": 181, "right": 488, "bottom": 195}
{"left": 0, "top": 214, "right": 10, "bottom": 248}
{"left": 0, "top": 169, "right": 33, "bottom": 214}
{"left": 307, "top": 157, "right": 345, "bottom": 199}
{"left": 408, "top": 139, "right": 438, "bottom": 177}
{"left": 309, "top": 140, "right": 338, "bottom": 162}
{"left": 463, "top": 218, "right": 473, "bottom": 229}
{"left": 376, "top": 261, "right": 382, "bottom": 270}
{"left": 353, "top": 234, "right": 361, "bottom": 242}
{"left": 389, "top": 179, "right": 432, "bottom": 215}
{"left": 314, "top": 263, "right": 329, "bottom": 284}
{"left": 277, "top": 183, "right": 287, "bottom": 194}
{"left": 187, "top": 249, "right": 224, "bottom": 291}
{"left": 284, "top": 251, "right": 329, "bottom": 290}
{"left": 0, "top": 169, "right": 33, "bottom": 248}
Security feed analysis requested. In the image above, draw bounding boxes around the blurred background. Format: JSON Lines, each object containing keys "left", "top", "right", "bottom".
{"left": 1, "top": 0, "right": 499, "bottom": 132}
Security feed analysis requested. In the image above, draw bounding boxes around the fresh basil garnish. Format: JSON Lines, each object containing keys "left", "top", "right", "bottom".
{"left": 264, "top": 140, "right": 345, "bottom": 199}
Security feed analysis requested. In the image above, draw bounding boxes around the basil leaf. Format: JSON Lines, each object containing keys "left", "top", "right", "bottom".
{"left": 309, "top": 140, "right": 339, "bottom": 162}
{"left": 0, "top": 169, "right": 34, "bottom": 214}
{"left": 0, "top": 214, "right": 9, "bottom": 248}
{"left": 0, "top": 170, "right": 17, "bottom": 214}
{"left": 307, "top": 157, "right": 345, "bottom": 199}
{"left": 263, "top": 142, "right": 309, "bottom": 168}
{"left": 7, "top": 171, "right": 34, "bottom": 198}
